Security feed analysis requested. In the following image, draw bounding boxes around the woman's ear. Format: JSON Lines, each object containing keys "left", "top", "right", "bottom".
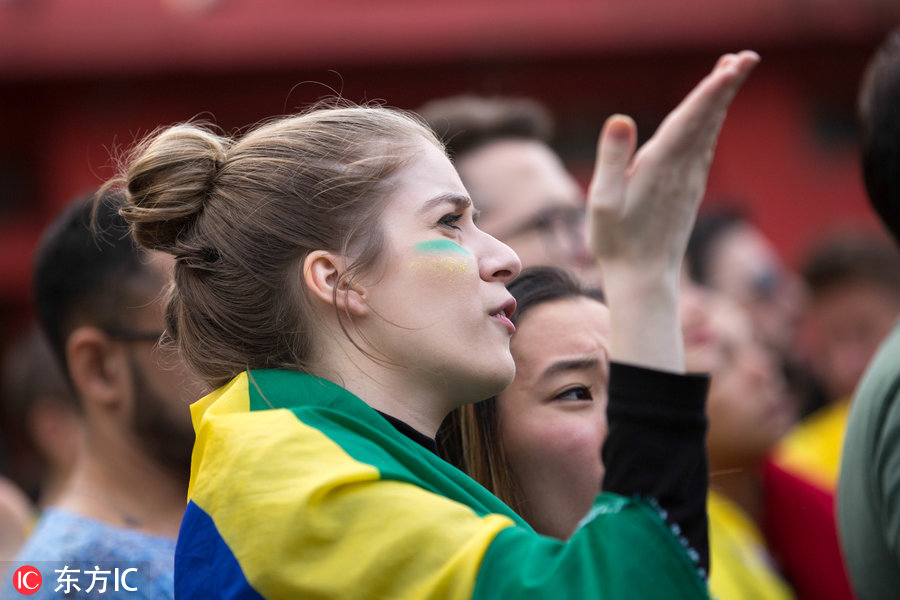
{"left": 66, "top": 327, "right": 128, "bottom": 410}
{"left": 303, "top": 251, "right": 370, "bottom": 318}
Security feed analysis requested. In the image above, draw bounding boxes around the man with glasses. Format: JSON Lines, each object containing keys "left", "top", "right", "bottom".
{"left": 7, "top": 191, "right": 204, "bottom": 600}
{"left": 418, "top": 96, "right": 602, "bottom": 286}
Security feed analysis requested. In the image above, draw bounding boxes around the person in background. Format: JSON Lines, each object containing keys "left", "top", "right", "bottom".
{"left": 775, "top": 232, "right": 900, "bottom": 495}
{"left": 1, "top": 325, "right": 83, "bottom": 509}
{"left": 418, "top": 95, "right": 602, "bottom": 285}
{"left": 686, "top": 208, "right": 807, "bottom": 362}
{"left": 446, "top": 268, "right": 797, "bottom": 600}
{"left": 683, "top": 227, "right": 852, "bottom": 600}
{"left": 685, "top": 207, "right": 820, "bottom": 428}
{"left": 442, "top": 264, "right": 710, "bottom": 554}
{"left": 756, "top": 233, "right": 900, "bottom": 600}
{"left": 838, "top": 28, "right": 900, "bottom": 599}
{"left": 5, "top": 192, "right": 205, "bottom": 600}
{"left": 688, "top": 288, "right": 796, "bottom": 600}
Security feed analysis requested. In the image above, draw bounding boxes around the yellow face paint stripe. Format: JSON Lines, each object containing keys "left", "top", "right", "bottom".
{"left": 408, "top": 255, "right": 471, "bottom": 275}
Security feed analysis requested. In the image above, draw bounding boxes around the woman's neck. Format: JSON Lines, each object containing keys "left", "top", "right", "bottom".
{"left": 314, "top": 354, "right": 452, "bottom": 438}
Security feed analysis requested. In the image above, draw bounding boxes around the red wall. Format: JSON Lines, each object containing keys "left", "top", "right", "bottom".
{"left": 1, "top": 1, "right": 897, "bottom": 342}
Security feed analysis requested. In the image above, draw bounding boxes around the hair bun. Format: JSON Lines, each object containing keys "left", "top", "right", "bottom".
{"left": 119, "top": 124, "right": 230, "bottom": 252}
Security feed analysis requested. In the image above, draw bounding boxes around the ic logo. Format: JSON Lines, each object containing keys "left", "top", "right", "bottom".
{"left": 12, "top": 565, "right": 42, "bottom": 595}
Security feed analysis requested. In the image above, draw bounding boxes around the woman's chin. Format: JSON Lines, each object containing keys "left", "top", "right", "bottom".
{"left": 483, "top": 357, "right": 517, "bottom": 398}
{"left": 454, "top": 356, "right": 516, "bottom": 406}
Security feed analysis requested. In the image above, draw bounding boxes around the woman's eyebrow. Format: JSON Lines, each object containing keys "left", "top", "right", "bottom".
{"left": 541, "top": 357, "right": 602, "bottom": 379}
{"left": 417, "top": 193, "right": 472, "bottom": 215}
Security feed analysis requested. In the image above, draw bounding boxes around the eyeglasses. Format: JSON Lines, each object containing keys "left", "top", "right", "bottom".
{"left": 748, "top": 266, "right": 782, "bottom": 300}
{"left": 102, "top": 327, "right": 165, "bottom": 343}
{"left": 493, "top": 205, "right": 586, "bottom": 253}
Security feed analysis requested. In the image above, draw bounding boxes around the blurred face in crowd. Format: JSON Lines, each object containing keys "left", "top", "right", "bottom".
{"left": 123, "top": 252, "right": 206, "bottom": 481}
{"left": 807, "top": 280, "right": 900, "bottom": 400}
{"left": 496, "top": 295, "right": 611, "bottom": 539}
{"left": 705, "top": 224, "right": 807, "bottom": 356}
{"left": 681, "top": 273, "right": 725, "bottom": 374}
{"left": 353, "top": 137, "right": 522, "bottom": 411}
{"left": 702, "top": 297, "right": 793, "bottom": 471}
{"left": 456, "top": 140, "right": 600, "bottom": 285}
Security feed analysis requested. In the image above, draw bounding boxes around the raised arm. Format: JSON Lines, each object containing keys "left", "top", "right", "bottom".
{"left": 590, "top": 52, "right": 758, "bottom": 576}
{"left": 588, "top": 51, "right": 759, "bottom": 373}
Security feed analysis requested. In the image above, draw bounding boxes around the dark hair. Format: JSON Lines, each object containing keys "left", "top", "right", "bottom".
{"left": 439, "top": 266, "right": 604, "bottom": 512}
{"left": 801, "top": 232, "right": 900, "bottom": 299}
{"left": 33, "top": 190, "right": 151, "bottom": 376}
{"left": 685, "top": 207, "right": 749, "bottom": 285}
{"left": 417, "top": 96, "right": 554, "bottom": 161}
{"left": 859, "top": 29, "right": 900, "bottom": 245}
{"left": 506, "top": 266, "right": 605, "bottom": 325}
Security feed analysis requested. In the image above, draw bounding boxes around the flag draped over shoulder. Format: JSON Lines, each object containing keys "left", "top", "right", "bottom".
{"left": 175, "top": 369, "right": 709, "bottom": 600}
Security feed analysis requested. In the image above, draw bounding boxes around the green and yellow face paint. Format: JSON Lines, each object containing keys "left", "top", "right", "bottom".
{"left": 409, "top": 240, "right": 472, "bottom": 276}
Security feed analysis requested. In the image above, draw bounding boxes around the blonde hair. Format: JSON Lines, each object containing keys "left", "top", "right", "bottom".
{"left": 104, "top": 104, "right": 442, "bottom": 388}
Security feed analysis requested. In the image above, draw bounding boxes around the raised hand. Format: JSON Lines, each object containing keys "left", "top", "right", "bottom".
{"left": 588, "top": 51, "right": 759, "bottom": 273}
{"left": 587, "top": 51, "right": 759, "bottom": 372}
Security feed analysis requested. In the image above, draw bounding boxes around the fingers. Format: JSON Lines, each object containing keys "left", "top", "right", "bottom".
{"left": 714, "top": 51, "right": 742, "bottom": 71}
{"left": 703, "top": 50, "right": 759, "bottom": 119}
{"left": 688, "top": 51, "right": 759, "bottom": 118}
{"left": 589, "top": 114, "right": 637, "bottom": 213}
{"left": 653, "top": 50, "right": 759, "bottom": 156}
{"left": 585, "top": 52, "right": 756, "bottom": 260}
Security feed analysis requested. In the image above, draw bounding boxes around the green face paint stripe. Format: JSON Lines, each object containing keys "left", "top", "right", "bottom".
{"left": 414, "top": 239, "right": 472, "bottom": 256}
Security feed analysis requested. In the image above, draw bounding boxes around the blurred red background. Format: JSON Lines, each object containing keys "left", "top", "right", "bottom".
{"left": 1, "top": 0, "right": 899, "bottom": 342}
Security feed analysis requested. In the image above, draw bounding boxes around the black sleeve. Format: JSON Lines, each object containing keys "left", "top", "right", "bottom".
{"left": 601, "top": 361, "right": 710, "bottom": 576}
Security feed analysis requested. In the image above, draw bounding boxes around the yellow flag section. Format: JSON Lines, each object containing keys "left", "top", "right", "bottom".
{"left": 176, "top": 369, "right": 710, "bottom": 599}
{"left": 772, "top": 399, "right": 850, "bottom": 493}
{"left": 707, "top": 490, "right": 795, "bottom": 600}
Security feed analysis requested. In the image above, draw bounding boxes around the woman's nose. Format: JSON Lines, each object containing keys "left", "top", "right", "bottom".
{"left": 478, "top": 230, "right": 522, "bottom": 284}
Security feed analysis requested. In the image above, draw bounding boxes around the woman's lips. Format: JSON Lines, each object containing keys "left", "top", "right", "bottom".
{"left": 491, "top": 311, "right": 516, "bottom": 334}
{"left": 490, "top": 298, "right": 517, "bottom": 334}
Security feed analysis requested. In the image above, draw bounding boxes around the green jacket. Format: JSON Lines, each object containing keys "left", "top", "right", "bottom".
{"left": 838, "top": 321, "right": 900, "bottom": 599}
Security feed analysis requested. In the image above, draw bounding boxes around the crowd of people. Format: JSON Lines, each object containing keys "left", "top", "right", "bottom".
{"left": 0, "top": 31, "right": 898, "bottom": 600}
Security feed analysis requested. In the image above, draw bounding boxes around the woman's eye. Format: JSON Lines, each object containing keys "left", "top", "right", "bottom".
{"left": 553, "top": 386, "right": 593, "bottom": 402}
{"left": 438, "top": 213, "right": 463, "bottom": 231}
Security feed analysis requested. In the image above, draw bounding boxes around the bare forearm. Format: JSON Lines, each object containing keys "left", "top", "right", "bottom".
{"left": 602, "top": 266, "right": 684, "bottom": 373}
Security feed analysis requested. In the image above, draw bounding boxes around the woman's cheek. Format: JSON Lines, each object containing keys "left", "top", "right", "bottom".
{"left": 408, "top": 255, "right": 472, "bottom": 279}
{"left": 507, "top": 412, "right": 600, "bottom": 464}
{"left": 407, "top": 240, "right": 478, "bottom": 289}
